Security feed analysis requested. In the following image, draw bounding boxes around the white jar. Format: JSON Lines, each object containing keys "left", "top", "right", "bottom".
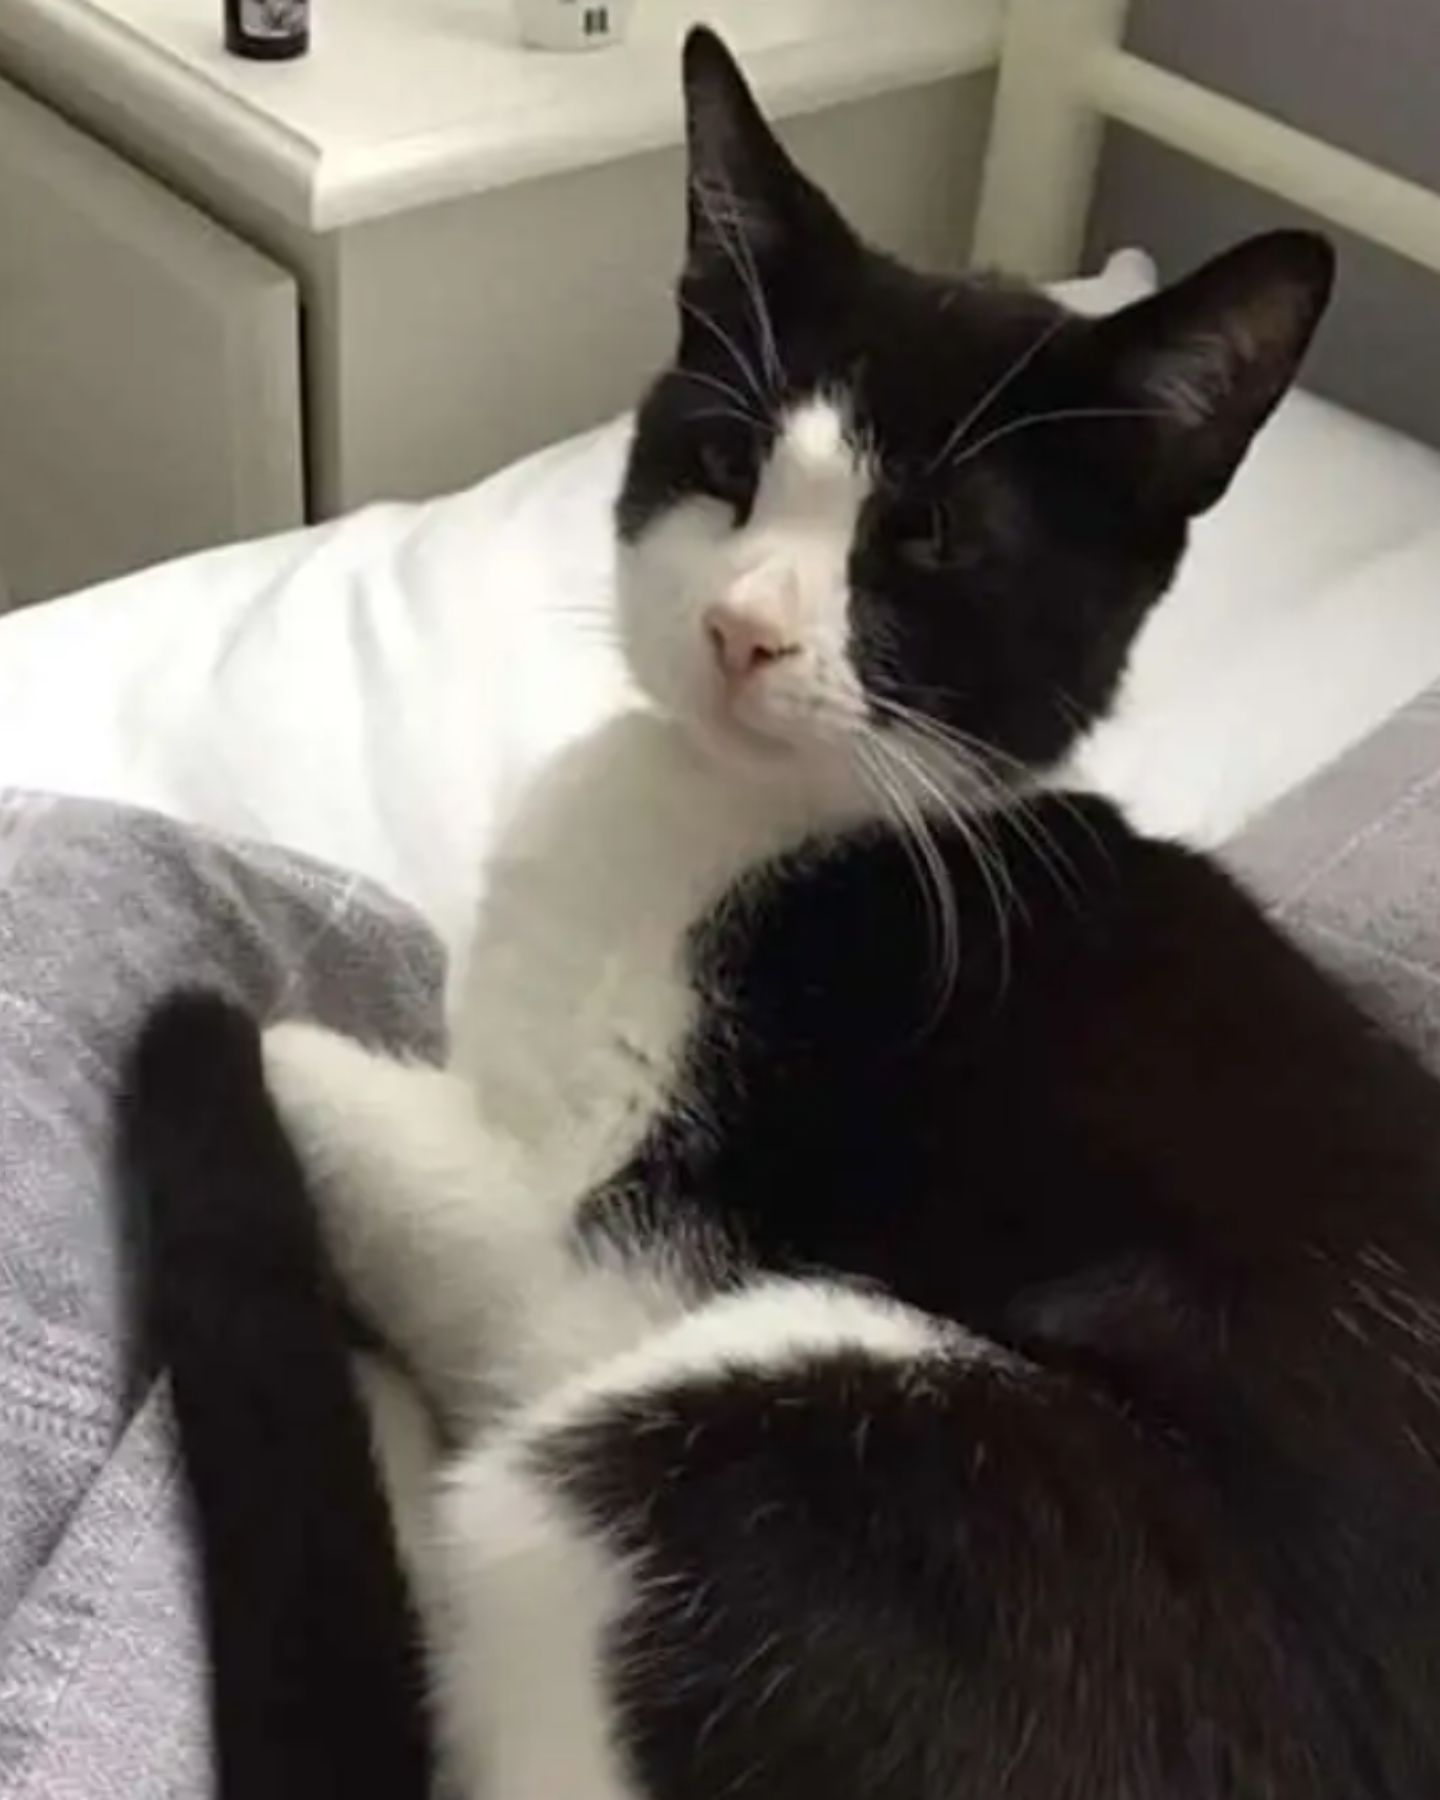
{"left": 514, "top": 0, "right": 635, "bottom": 51}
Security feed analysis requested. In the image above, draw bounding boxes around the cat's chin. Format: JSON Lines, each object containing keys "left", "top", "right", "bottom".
{"left": 675, "top": 706, "right": 871, "bottom": 815}
{"left": 699, "top": 711, "right": 802, "bottom": 768}
{"left": 622, "top": 651, "right": 869, "bottom": 810}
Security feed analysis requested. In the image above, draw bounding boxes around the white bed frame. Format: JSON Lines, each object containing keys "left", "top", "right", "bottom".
{"left": 972, "top": 0, "right": 1440, "bottom": 280}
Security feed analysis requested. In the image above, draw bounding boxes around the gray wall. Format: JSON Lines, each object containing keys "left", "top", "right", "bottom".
{"left": 1087, "top": 0, "right": 1440, "bottom": 446}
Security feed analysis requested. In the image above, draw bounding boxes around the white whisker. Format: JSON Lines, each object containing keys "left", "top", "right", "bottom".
{"left": 927, "top": 311, "right": 1074, "bottom": 473}
{"left": 692, "top": 175, "right": 785, "bottom": 397}
{"left": 689, "top": 405, "right": 771, "bottom": 433}
{"left": 877, "top": 730, "right": 1014, "bottom": 1000}
{"left": 677, "top": 366, "right": 767, "bottom": 427}
{"left": 947, "top": 405, "right": 1169, "bottom": 474}
{"left": 856, "top": 739, "right": 960, "bottom": 1008}
{"left": 866, "top": 694, "right": 1088, "bottom": 911}
{"left": 679, "top": 295, "right": 769, "bottom": 413}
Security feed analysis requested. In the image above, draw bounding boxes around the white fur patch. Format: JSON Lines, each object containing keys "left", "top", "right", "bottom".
{"left": 782, "top": 394, "right": 849, "bottom": 468}
{"left": 432, "top": 1446, "right": 639, "bottom": 1800}
{"left": 617, "top": 390, "right": 876, "bottom": 775}
{"left": 521, "top": 1278, "right": 961, "bottom": 1439}
{"left": 429, "top": 1277, "right": 975, "bottom": 1800}
{"left": 771, "top": 395, "right": 868, "bottom": 500}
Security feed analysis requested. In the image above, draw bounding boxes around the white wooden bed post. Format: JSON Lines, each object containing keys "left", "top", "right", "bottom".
{"left": 972, "top": 0, "right": 1440, "bottom": 281}
{"left": 970, "top": 0, "right": 1133, "bottom": 279}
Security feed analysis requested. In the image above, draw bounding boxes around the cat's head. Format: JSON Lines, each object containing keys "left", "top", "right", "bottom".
{"left": 616, "top": 28, "right": 1333, "bottom": 804}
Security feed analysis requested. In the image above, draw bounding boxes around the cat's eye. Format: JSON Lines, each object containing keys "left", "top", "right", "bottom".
{"left": 898, "top": 512, "right": 953, "bottom": 574}
{"left": 697, "top": 439, "right": 753, "bottom": 503}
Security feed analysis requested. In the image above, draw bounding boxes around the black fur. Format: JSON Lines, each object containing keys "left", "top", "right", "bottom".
{"left": 119, "top": 992, "right": 431, "bottom": 1800}
{"left": 550, "top": 1352, "right": 1355, "bottom": 1798}
{"left": 572, "top": 795, "right": 1440, "bottom": 1799}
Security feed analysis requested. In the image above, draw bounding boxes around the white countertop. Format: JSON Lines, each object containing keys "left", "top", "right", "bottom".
{"left": 0, "top": 0, "right": 1001, "bottom": 230}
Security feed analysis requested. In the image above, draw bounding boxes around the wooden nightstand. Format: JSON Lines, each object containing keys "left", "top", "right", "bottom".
{"left": 0, "top": 0, "right": 999, "bottom": 604}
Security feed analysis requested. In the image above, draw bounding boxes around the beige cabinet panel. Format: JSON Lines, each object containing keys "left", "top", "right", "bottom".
{"left": 0, "top": 77, "right": 302, "bottom": 605}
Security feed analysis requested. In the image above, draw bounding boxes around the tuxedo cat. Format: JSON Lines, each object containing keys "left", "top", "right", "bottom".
{"left": 125, "top": 27, "right": 1440, "bottom": 1800}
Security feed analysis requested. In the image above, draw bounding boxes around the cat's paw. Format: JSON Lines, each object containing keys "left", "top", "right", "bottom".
{"left": 263, "top": 1021, "right": 456, "bottom": 1182}
{"left": 262, "top": 1019, "right": 376, "bottom": 1141}
{"left": 261, "top": 1021, "right": 431, "bottom": 1261}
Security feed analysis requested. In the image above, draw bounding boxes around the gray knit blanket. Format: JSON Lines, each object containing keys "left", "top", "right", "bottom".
{"left": 0, "top": 792, "right": 444, "bottom": 1799}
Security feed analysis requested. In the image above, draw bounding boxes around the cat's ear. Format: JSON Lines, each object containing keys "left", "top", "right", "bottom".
{"left": 681, "top": 28, "right": 854, "bottom": 277}
{"left": 1094, "top": 231, "right": 1334, "bottom": 515}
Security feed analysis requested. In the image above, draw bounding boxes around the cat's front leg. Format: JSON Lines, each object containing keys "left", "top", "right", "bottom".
{"left": 263, "top": 1022, "right": 560, "bottom": 1429}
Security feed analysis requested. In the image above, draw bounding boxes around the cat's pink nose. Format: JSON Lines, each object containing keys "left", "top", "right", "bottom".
{"left": 704, "top": 603, "right": 801, "bottom": 684}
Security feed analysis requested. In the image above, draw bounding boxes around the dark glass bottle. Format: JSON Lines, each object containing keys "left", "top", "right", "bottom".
{"left": 224, "top": 0, "right": 309, "bottom": 60}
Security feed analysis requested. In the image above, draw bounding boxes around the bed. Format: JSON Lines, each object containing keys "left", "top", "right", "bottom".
{"left": 2, "top": 4, "right": 1440, "bottom": 1789}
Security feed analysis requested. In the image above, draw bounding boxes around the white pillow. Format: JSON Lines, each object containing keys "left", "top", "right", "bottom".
{"left": 1050, "top": 247, "right": 1158, "bottom": 316}
{"left": 0, "top": 420, "right": 632, "bottom": 957}
{"left": 1078, "top": 385, "right": 1440, "bottom": 843}
{"left": 2, "top": 247, "right": 1439, "bottom": 960}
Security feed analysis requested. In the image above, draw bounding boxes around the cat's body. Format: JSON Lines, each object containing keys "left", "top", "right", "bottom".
{"left": 132, "top": 748, "right": 1440, "bottom": 1800}
{"left": 122, "top": 27, "right": 1440, "bottom": 1800}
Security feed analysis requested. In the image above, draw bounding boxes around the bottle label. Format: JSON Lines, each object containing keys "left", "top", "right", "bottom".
{"left": 240, "top": 0, "right": 305, "bottom": 38}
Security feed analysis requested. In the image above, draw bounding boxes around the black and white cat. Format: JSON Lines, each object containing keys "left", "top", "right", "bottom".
{"left": 125, "top": 27, "right": 1440, "bottom": 1800}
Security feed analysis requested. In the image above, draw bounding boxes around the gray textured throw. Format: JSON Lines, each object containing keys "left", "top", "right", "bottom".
{"left": 1228, "top": 684, "right": 1440, "bottom": 1075}
{"left": 0, "top": 791, "right": 444, "bottom": 1798}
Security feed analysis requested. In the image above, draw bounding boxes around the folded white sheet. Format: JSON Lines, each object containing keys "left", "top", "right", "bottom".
{"left": 0, "top": 420, "right": 631, "bottom": 957}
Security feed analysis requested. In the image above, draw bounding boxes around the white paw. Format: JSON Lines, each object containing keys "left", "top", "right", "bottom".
{"left": 263, "top": 1021, "right": 466, "bottom": 1187}
{"left": 262, "top": 1019, "right": 379, "bottom": 1142}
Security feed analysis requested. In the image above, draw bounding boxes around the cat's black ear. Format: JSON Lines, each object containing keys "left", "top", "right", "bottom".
{"left": 1094, "top": 231, "right": 1335, "bottom": 516}
{"left": 681, "top": 27, "right": 853, "bottom": 275}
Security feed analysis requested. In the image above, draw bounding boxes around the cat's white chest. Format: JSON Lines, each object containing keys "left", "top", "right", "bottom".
{"left": 458, "top": 895, "right": 695, "bottom": 1191}
{"left": 448, "top": 713, "right": 788, "bottom": 1202}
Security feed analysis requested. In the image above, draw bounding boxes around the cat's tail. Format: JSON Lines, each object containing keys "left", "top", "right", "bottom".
{"left": 118, "top": 990, "right": 432, "bottom": 1800}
